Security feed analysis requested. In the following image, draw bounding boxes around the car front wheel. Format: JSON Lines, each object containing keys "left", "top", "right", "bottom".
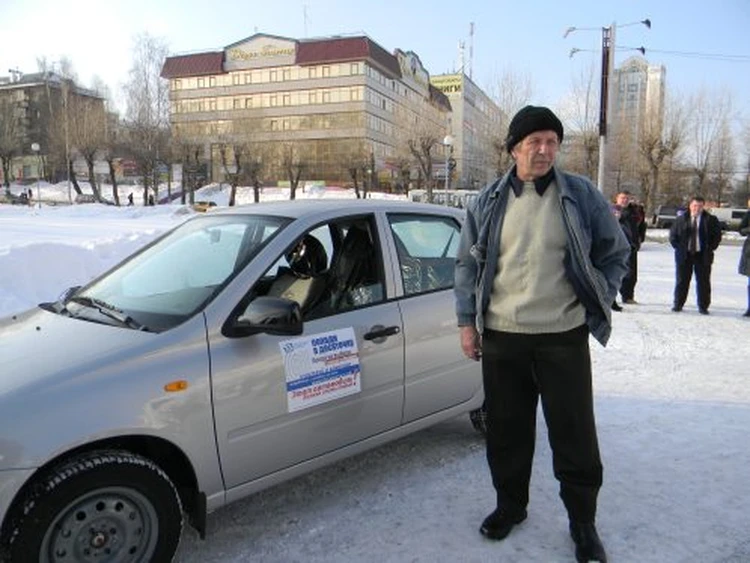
{"left": 2, "top": 450, "right": 183, "bottom": 563}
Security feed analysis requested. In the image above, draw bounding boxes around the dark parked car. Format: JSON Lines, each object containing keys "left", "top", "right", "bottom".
{"left": 651, "top": 204, "right": 682, "bottom": 229}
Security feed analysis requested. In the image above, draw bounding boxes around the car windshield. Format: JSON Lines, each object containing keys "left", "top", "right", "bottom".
{"left": 67, "top": 214, "right": 290, "bottom": 332}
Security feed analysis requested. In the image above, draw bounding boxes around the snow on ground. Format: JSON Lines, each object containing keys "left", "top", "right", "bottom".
{"left": 1, "top": 187, "right": 749, "bottom": 562}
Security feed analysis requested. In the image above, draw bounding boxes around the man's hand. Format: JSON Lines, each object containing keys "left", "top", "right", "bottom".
{"left": 460, "top": 325, "right": 482, "bottom": 361}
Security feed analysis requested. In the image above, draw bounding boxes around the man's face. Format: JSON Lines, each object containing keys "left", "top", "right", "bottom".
{"left": 689, "top": 199, "right": 704, "bottom": 217}
{"left": 615, "top": 193, "right": 630, "bottom": 207}
{"left": 511, "top": 131, "right": 559, "bottom": 181}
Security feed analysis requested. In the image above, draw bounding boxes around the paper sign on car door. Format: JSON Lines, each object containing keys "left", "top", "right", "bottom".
{"left": 279, "top": 327, "right": 361, "bottom": 412}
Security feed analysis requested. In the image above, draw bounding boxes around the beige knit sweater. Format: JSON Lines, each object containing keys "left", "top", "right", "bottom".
{"left": 484, "top": 181, "right": 586, "bottom": 334}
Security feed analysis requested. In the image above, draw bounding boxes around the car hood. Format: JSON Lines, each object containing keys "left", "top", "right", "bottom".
{"left": 0, "top": 307, "right": 157, "bottom": 397}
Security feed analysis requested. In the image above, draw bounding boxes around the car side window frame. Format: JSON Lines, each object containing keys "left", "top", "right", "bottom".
{"left": 249, "top": 214, "right": 389, "bottom": 321}
{"left": 386, "top": 212, "right": 462, "bottom": 297}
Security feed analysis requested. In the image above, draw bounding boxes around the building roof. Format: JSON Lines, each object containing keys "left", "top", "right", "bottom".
{"left": 160, "top": 52, "right": 225, "bottom": 79}
{"left": 161, "top": 35, "right": 403, "bottom": 80}
{"left": 297, "top": 36, "right": 402, "bottom": 78}
{"left": 0, "top": 72, "right": 102, "bottom": 99}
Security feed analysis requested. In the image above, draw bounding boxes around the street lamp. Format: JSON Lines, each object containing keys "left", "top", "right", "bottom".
{"left": 30, "top": 143, "right": 41, "bottom": 209}
{"left": 565, "top": 19, "right": 651, "bottom": 192}
{"left": 443, "top": 135, "right": 453, "bottom": 196}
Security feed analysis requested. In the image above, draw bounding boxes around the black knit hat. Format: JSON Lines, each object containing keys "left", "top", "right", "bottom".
{"left": 505, "top": 105, "right": 564, "bottom": 153}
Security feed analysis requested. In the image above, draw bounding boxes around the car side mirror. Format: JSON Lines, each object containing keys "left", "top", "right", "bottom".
{"left": 222, "top": 296, "right": 303, "bottom": 338}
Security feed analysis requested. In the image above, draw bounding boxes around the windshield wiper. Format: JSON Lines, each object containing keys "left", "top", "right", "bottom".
{"left": 68, "top": 296, "right": 150, "bottom": 331}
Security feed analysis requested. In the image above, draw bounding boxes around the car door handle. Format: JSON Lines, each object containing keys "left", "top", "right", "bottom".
{"left": 363, "top": 325, "right": 401, "bottom": 340}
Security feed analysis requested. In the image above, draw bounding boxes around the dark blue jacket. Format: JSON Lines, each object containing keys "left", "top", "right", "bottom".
{"left": 669, "top": 211, "right": 722, "bottom": 265}
{"left": 454, "top": 166, "right": 630, "bottom": 346}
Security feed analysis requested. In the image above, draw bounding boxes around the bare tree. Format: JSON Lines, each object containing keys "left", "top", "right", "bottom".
{"left": 216, "top": 119, "right": 266, "bottom": 206}
{"left": 686, "top": 87, "right": 732, "bottom": 196}
{"left": 638, "top": 92, "right": 688, "bottom": 213}
{"left": 488, "top": 67, "right": 534, "bottom": 174}
{"left": 0, "top": 98, "right": 22, "bottom": 191}
{"left": 737, "top": 121, "right": 750, "bottom": 206}
{"left": 708, "top": 116, "right": 736, "bottom": 206}
{"left": 217, "top": 141, "right": 244, "bottom": 206}
{"left": 279, "top": 143, "right": 307, "bottom": 200}
{"left": 558, "top": 58, "right": 599, "bottom": 180}
{"left": 69, "top": 89, "right": 107, "bottom": 202}
{"left": 123, "top": 32, "right": 170, "bottom": 205}
{"left": 344, "top": 142, "right": 375, "bottom": 199}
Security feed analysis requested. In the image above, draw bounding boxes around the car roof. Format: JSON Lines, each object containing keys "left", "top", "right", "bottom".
{"left": 208, "top": 198, "right": 465, "bottom": 221}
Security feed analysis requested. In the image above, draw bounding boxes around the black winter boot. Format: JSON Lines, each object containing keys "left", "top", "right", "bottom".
{"left": 744, "top": 286, "right": 750, "bottom": 317}
{"left": 570, "top": 522, "right": 607, "bottom": 563}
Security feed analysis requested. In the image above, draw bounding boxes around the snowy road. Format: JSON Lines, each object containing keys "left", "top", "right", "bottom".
{"left": 2, "top": 203, "right": 748, "bottom": 562}
{"left": 174, "top": 243, "right": 750, "bottom": 563}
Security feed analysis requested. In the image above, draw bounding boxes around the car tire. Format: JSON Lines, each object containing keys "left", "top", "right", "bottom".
{"left": 2, "top": 450, "right": 183, "bottom": 563}
{"left": 469, "top": 405, "right": 487, "bottom": 436}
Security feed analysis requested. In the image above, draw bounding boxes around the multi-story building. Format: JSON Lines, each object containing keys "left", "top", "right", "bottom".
{"left": 0, "top": 72, "right": 105, "bottom": 184}
{"left": 160, "top": 33, "right": 451, "bottom": 189}
{"left": 607, "top": 55, "right": 666, "bottom": 195}
{"left": 430, "top": 73, "right": 504, "bottom": 190}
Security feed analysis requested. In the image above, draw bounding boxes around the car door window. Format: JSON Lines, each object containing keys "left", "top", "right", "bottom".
{"left": 252, "top": 216, "right": 385, "bottom": 319}
{"left": 388, "top": 213, "right": 461, "bottom": 296}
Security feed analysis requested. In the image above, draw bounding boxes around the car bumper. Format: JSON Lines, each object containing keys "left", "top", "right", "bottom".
{"left": 0, "top": 468, "right": 35, "bottom": 531}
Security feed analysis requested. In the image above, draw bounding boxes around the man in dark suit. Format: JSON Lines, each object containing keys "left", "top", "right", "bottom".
{"left": 669, "top": 195, "right": 722, "bottom": 314}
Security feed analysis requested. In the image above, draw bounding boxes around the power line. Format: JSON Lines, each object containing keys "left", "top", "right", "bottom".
{"left": 621, "top": 47, "right": 750, "bottom": 63}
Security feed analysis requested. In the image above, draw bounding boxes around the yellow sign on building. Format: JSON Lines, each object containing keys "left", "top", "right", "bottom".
{"left": 431, "top": 74, "right": 463, "bottom": 94}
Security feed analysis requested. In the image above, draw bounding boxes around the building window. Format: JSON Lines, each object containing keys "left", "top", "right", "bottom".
{"left": 322, "top": 66, "right": 330, "bottom": 78}
{"left": 309, "top": 91, "right": 317, "bottom": 104}
{"left": 232, "top": 74, "right": 241, "bottom": 85}
{"left": 270, "top": 70, "right": 278, "bottom": 82}
{"left": 350, "top": 62, "right": 360, "bottom": 75}
{"left": 271, "top": 119, "right": 279, "bottom": 131}
{"left": 209, "top": 99, "right": 217, "bottom": 111}
{"left": 245, "top": 97, "right": 253, "bottom": 108}
{"left": 270, "top": 94, "right": 278, "bottom": 107}
{"left": 209, "top": 76, "right": 216, "bottom": 87}
{"left": 244, "top": 73, "right": 252, "bottom": 84}
{"left": 283, "top": 93, "right": 291, "bottom": 106}
{"left": 322, "top": 90, "right": 331, "bottom": 103}
{"left": 233, "top": 98, "right": 241, "bottom": 109}
{"left": 283, "top": 68, "right": 291, "bottom": 81}
{"left": 173, "top": 79, "right": 182, "bottom": 90}
{"left": 197, "top": 77, "right": 205, "bottom": 88}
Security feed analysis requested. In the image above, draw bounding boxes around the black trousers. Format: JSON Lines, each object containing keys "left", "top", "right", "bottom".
{"left": 674, "top": 251, "right": 712, "bottom": 310}
{"left": 620, "top": 247, "right": 638, "bottom": 300}
{"left": 481, "top": 325, "right": 602, "bottom": 523}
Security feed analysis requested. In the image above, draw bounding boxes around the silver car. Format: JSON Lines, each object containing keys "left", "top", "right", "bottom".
{"left": 0, "top": 199, "right": 484, "bottom": 562}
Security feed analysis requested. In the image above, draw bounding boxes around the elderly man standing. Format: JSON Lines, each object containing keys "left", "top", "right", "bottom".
{"left": 454, "top": 106, "right": 629, "bottom": 563}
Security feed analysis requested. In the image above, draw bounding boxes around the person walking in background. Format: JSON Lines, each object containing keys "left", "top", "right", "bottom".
{"left": 669, "top": 195, "right": 722, "bottom": 314}
{"left": 739, "top": 209, "right": 750, "bottom": 317}
{"left": 454, "top": 105, "right": 629, "bottom": 563}
{"left": 611, "top": 190, "right": 642, "bottom": 309}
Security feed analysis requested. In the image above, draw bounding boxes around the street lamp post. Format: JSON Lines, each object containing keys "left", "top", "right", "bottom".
{"left": 31, "top": 143, "right": 41, "bottom": 209}
{"left": 565, "top": 19, "right": 650, "bottom": 192}
{"left": 443, "top": 135, "right": 453, "bottom": 198}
